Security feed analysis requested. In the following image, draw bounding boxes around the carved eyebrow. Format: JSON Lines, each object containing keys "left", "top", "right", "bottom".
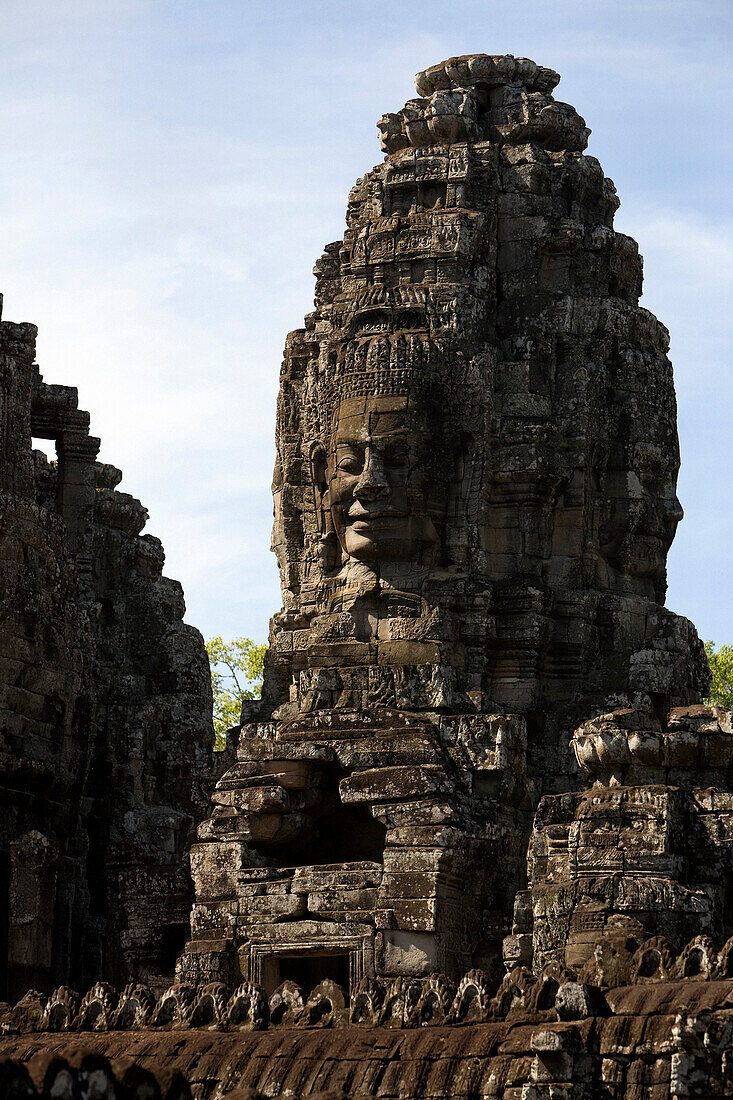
{"left": 369, "top": 410, "right": 410, "bottom": 434}
{"left": 367, "top": 426, "right": 411, "bottom": 440}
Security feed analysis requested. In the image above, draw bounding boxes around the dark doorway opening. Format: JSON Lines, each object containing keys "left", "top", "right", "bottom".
{"left": 160, "top": 923, "right": 189, "bottom": 975}
{"left": 258, "top": 789, "right": 387, "bottom": 870}
{"left": 305, "top": 802, "right": 386, "bottom": 865}
{"left": 267, "top": 951, "right": 350, "bottom": 996}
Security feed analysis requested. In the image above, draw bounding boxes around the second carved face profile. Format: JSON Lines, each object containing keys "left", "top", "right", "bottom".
{"left": 323, "top": 395, "right": 441, "bottom": 566}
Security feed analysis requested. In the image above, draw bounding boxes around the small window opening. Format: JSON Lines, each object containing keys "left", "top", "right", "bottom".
{"left": 418, "top": 181, "right": 446, "bottom": 210}
{"left": 30, "top": 438, "right": 59, "bottom": 512}
{"left": 389, "top": 186, "right": 415, "bottom": 216}
{"left": 260, "top": 801, "right": 386, "bottom": 868}
{"left": 31, "top": 438, "right": 57, "bottom": 463}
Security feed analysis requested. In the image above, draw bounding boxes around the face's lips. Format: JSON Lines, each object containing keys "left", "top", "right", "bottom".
{"left": 350, "top": 518, "right": 402, "bottom": 533}
{"left": 348, "top": 509, "right": 406, "bottom": 526}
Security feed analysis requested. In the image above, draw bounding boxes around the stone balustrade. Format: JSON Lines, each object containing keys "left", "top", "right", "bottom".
{"left": 5, "top": 929, "right": 733, "bottom": 1040}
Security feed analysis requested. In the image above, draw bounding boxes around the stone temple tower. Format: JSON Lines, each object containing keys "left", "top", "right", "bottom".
{"left": 180, "top": 54, "right": 709, "bottom": 994}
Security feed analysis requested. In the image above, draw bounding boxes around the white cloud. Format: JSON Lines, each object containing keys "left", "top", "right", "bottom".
{"left": 621, "top": 208, "right": 733, "bottom": 288}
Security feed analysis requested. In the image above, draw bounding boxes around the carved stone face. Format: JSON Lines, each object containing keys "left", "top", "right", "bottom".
{"left": 597, "top": 445, "right": 683, "bottom": 582}
{"left": 324, "top": 395, "right": 440, "bottom": 564}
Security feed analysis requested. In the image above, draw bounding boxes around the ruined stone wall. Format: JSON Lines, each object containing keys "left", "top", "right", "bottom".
{"left": 0, "top": 309, "right": 215, "bottom": 1000}
{"left": 509, "top": 703, "right": 733, "bottom": 973}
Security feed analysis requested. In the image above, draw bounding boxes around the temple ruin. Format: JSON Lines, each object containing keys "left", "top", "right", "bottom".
{"left": 0, "top": 51, "right": 730, "bottom": 1100}
{"left": 0, "top": 315, "right": 215, "bottom": 1001}
{"left": 178, "top": 49, "right": 707, "bottom": 997}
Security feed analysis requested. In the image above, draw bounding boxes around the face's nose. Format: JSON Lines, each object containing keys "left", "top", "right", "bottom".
{"left": 668, "top": 495, "right": 684, "bottom": 525}
{"left": 353, "top": 446, "right": 390, "bottom": 502}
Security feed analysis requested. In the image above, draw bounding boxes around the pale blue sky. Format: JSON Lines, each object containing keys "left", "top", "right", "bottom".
{"left": 1, "top": 0, "right": 730, "bottom": 646}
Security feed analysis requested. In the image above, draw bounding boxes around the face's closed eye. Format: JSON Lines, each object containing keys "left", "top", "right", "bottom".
{"left": 383, "top": 441, "right": 409, "bottom": 467}
{"left": 335, "top": 445, "right": 363, "bottom": 475}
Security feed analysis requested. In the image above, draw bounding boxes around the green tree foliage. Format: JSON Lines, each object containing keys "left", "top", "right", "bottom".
{"left": 704, "top": 640, "right": 733, "bottom": 710}
{"left": 205, "top": 636, "right": 267, "bottom": 750}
